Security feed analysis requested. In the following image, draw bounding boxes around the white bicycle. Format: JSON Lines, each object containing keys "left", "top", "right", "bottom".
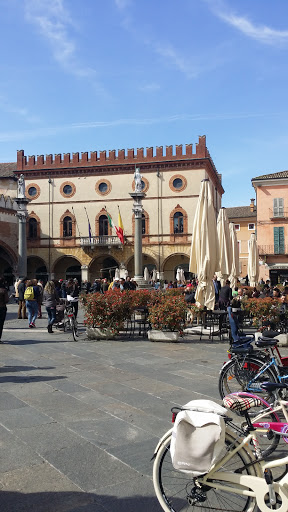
{"left": 152, "top": 395, "right": 288, "bottom": 512}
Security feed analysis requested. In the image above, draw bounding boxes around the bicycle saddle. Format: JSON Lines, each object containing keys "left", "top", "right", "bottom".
{"left": 261, "top": 382, "right": 288, "bottom": 392}
{"left": 223, "top": 395, "right": 262, "bottom": 412}
{"left": 256, "top": 338, "right": 279, "bottom": 347}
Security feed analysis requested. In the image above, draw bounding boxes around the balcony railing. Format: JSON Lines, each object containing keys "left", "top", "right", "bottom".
{"left": 258, "top": 245, "right": 288, "bottom": 255}
{"left": 269, "top": 208, "right": 288, "bottom": 219}
{"left": 80, "top": 236, "right": 122, "bottom": 247}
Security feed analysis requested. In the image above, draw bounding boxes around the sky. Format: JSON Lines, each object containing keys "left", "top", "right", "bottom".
{"left": 0, "top": 0, "right": 288, "bottom": 207}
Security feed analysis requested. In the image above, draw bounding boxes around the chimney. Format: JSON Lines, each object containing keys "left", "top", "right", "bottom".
{"left": 250, "top": 198, "right": 255, "bottom": 212}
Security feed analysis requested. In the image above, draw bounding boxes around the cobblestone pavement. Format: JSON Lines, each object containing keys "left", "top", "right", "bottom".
{"left": 0, "top": 303, "right": 280, "bottom": 511}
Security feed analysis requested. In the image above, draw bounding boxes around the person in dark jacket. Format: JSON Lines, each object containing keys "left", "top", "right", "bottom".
{"left": 0, "top": 277, "right": 9, "bottom": 341}
{"left": 66, "top": 279, "right": 80, "bottom": 319}
{"left": 219, "top": 279, "right": 232, "bottom": 309}
{"left": 17, "top": 278, "right": 27, "bottom": 319}
{"left": 43, "top": 281, "right": 58, "bottom": 333}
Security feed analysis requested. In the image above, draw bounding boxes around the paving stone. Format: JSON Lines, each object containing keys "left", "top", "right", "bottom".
{"left": 43, "top": 441, "right": 140, "bottom": 492}
{"left": 0, "top": 392, "right": 28, "bottom": 410}
{"left": 0, "top": 406, "right": 53, "bottom": 430}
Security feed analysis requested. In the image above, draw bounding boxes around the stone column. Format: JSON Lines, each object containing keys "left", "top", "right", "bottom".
{"left": 15, "top": 174, "right": 30, "bottom": 279}
{"left": 15, "top": 200, "right": 29, "bottom": 279}
{"left": 81, "top": 265, "right": 89, "bottom": 282}
{"left": 130, "top": 191, "right": 147, "bottom": 288}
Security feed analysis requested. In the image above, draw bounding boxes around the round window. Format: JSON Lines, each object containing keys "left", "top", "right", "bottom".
{"left": 28, "top": 186, "right": 37, "bottom": 197}
{"left": 173, "top": 178, "right": 183, "bottom": 189}
{"left": 99, "top": 182, "right": 108, "bottom": 193}
{"left": 63, "top": 184, "right": 73, "bottom": 195}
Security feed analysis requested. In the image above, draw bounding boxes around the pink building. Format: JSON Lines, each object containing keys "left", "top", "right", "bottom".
{"left": 252, "top": 170, "right": 288, "bottom": 286}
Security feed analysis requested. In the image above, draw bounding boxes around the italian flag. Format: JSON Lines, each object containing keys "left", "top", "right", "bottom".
{"left": 107, "top": 211, "right": 124, "bottom": 244}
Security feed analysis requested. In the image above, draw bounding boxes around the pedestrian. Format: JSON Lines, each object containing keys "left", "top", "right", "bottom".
{"left": 66, "top": 278, "right": 79, "bottom": 319}
{"left": 17, "top": 277, "right": 28, "bottom": 319}
{"left": 14, "top": 278, "right": 21, "bottom": 304}
{"left": 0, "top": 277, "right": 9, "bottom": 341}
{"left": 24, "top": 279, "right": 40, "bottom": 328}
{"left": 37, "top": 279, "right": 43, "bottom": 318}
{"left": 43, "top": 281, "right": 58, "bottom": 333}
{"left": 59, "top": 279, "right": 67, "bottom": 298}
{"left": 219, "top": 279, "right": 232, "bottom": 309}
{"left": 212, "top": 274, "right": 221, "bottom": 303}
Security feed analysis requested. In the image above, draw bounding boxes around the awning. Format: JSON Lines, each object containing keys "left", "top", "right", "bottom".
{"left": 267, "top": 263, "right": 288, "bottom": 270}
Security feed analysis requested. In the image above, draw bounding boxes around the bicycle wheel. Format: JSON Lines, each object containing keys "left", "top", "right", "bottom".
{"left": 219, "top": 356, "right": 278, "bottom": 399}
{"left": 153, "top": 430, "right": 258, "bottom": 512}
{"left": 69, "top": 318, "right": 77, "bottom": 341}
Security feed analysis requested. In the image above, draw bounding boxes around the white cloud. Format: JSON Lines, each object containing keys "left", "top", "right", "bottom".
{"left": 139, "top": 83, "right": 161, "bottom": 92}
{"left": 114, "top": 0, "right": 131, "bottom": 10}
{"left": 0, "top": 95, "right": 39, "bottom": 123}
{"left": 211, "top": 2, "right": 288, "bottom": 45}
{"left": 24, "top": 0, "right": 96, "bottom": 77}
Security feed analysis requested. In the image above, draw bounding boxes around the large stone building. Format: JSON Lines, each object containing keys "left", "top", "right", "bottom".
{"left": 252, "top": 170, "right": 288, "bottom": 285}
{"left": 0, "top": 163, "right": 19, "bottom": 284}
{"left": 1, "top": 135, "right": 224, "bottom": 283}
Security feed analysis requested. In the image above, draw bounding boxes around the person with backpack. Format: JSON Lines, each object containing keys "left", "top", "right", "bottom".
{"left": 66, "top": 278, "right": 80, "bottom": 319}
{"left": 24, "top": 279, "right": 40, "bottom": 328}
{"left": 0, "top": 277, "right": 9, "bottom": 341}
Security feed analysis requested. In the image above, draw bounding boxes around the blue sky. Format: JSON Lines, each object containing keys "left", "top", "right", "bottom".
{"left": 0, "top": 0, "right": 288, "bottom": 206}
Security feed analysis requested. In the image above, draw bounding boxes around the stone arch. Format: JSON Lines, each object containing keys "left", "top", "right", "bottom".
{"left": 27, "top": 211, "right": 41, "bottom": 241}
{"left": 162, "top": 253, "right": 192, "bottom": 283}
{"left": 27, "top": 256, "right": 48, "bottom": 282}
{"left": 53, "top": 255, "right": 82, "bottom": 282}
{"left": 0, "top": 242, "right": 18, "bottom": 285}
{"left": 95, "top": 208, "right": 112, "bottom": 237}
{"left": 89, "top": 254, "right": 120, "bottom": 281}
{"left": 125, "top": 253, "right": 157, "bottom": 277}
{"left": 169, "top": 204, "right": 188, "bottom": 242}
{"left": 60, "top": 209, "right": 76, "bottom": 242}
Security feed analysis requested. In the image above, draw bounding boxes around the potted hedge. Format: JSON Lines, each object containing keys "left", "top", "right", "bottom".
{"left": 82, "top": 290, "right": 132, "bottom": 340}
{"left": 147, "top": 294, "right": 187, "bottom": 342}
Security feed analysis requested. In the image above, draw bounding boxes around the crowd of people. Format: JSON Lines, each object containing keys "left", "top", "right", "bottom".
{"left": 14, "top": 277, "right": 80, "bottom": 332}
{"left": 0, "top": 273, "right": 286, "bottom": 342}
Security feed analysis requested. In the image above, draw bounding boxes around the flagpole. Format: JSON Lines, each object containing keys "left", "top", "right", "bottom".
{"left": 84, "top": 207, "right": 92, "bottom": 240}
{"left": 71, "top": 206, "right": 81, "bottom": 238}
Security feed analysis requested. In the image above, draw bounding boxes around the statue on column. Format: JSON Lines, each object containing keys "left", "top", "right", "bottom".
{"left": 134, "top": 167, "right": 143, "bottom": 192}
{"left": 18, "top": 174, "right": 26, "bottom": 198}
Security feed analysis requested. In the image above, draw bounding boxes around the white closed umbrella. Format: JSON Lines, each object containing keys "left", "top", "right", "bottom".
{"left": 189, "top": 179, "right": 219, "bottom": 310}
{"left": 248, "top": 233, "right": 259, "bottom": 287}
{"left": 144, "top": 267, "right": 150, "bottom": 281}
{"left": 152, "top": 269, "right": 157, "bottom": 281}
{"left": 228, "top": 223, "right": 239, "bottom": 290}
{"left": 176, "top": 268, "right": 181, "bottom": 281}
{"left": 114, "top": 268, "right": 120, "bottom": 280}
{"left": 216, "top": 207, "right": 232, "bottom": 286}
{"left": 180, "top": 268, "right": 185, "bottom": 282}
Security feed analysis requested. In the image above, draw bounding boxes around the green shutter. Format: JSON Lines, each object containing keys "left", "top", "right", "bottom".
{"left": 274, "top": 226, "right": 285, "bottom": 254}
{"left": 274, "top": 227, "right": 280, "bottom": 254}
{"left": 279, "top": 227, "right": 285, "bottom": 254}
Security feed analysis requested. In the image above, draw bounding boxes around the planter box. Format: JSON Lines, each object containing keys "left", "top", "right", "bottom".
{"left": 86, "top": 327, "right": 116, "bottom": 340}
{"left": 148, "top": 330, "right": 179, "bottom": 342}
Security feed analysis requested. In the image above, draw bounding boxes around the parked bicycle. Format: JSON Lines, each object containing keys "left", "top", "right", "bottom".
{"left": 218, "top": 335, "right": 288, "bottom": 398}
{"left": 56, "top": 300, "right": 78, "bottom": 341}
{"left": 152, "top": 396, "right": 288, "bottom": 512}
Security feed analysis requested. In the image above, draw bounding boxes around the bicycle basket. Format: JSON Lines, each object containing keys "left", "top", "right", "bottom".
{"left": 170, "top": 399, "right": 226, "bottom": 476}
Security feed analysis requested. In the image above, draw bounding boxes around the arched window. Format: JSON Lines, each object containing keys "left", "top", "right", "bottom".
{"left": 142, "top": 214, "right": 146, "bottom": 234}
{"left": 99, "top": 215, "right": 108, "bottom": 236}
{"left": 28, "top": 218, "right": 38, "bottom": 239}
{"left": 173, "top": 212, "right": 184, "bottom": 234}
{"left": 63, "top": 216, "right": 72, "bottom": 237}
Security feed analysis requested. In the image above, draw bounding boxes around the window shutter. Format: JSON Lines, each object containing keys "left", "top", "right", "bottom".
{"left": 274, "top": 227, "right": 280, "bottom": 254}
{"left": 279, "top": 227, "right": 285, "bottom": 254}
{"left": 273, "top": 198, "right": 284, "bottom": 217}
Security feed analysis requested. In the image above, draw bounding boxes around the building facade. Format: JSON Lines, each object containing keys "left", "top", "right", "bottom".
{"left": 226, "top": 201, "right": 257, "bottom": 279}
{"left": 1, "top": 135, "right": 223, "bottom": 283}
{"left": 252, "top": 170, "right": 288, "bottom": 285}
{"left": 0, "top": 163, "right": 19, "bottom": 284}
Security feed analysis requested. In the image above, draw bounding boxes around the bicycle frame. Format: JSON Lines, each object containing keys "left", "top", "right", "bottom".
{"left": 231, "top": 391, "right": 288, "bottom": 444}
